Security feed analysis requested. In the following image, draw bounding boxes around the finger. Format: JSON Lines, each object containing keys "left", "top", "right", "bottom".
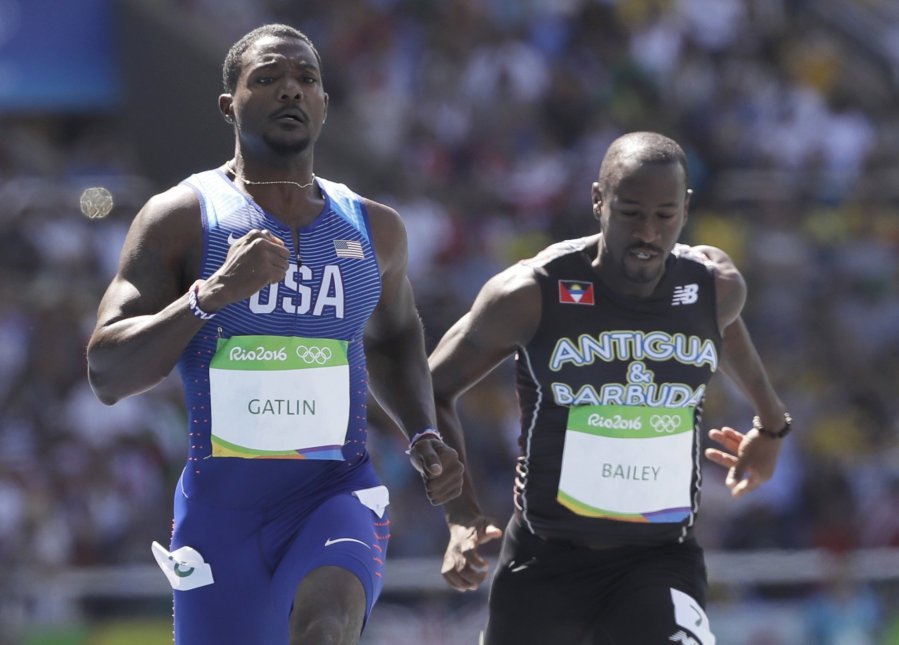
{"left": 704, "top": 448, "right": 737, "bottom": 469}
{"left": 450, "top": 563, "right": 488, "bottom": 591}
{"left": 730, "top": 472, "right": 758, "bottom": 497}
{"left": 725, "top": 465, "right": 757, "bottom": 494}
{"left": 259, "top": 229, "right": 286, "bottom": 246}
{"left": 424, "top": 474, "right": 464, "bottom": 505}
{"left": 732, "top": 454, "right": 753, "bottom": 482}
{"left": 481, "top": 524, "right": 503, "bottom": 544}
{"left": 443, "top": 568, "right": 483, "bottom": 592}
{"left": 426, "top": 485, "right": 462, "bottom": 506}
{"left": 441, "top": 556, "right": 486, "bottom": 591}
{"left": 708, "top": 427, "right": 742, "bottom": 450}
{"left": 418, "top": 443, "right": 445, "bottom": 478}
{"left": 441, "top": 568, "right": 470, "bottom": 591}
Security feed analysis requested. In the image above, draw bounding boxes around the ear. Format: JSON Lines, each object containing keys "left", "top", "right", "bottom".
{"left": 219, "top": 94, "right": 235, "bottom": 124}
{"left": 322, "top": 92, "right": 330, "bottom": 125}
{"left": 591, "top": 181, "right": 603, "bottom": 221}
{"left": 683, "top": 188, "right": 693, "bottom": 225}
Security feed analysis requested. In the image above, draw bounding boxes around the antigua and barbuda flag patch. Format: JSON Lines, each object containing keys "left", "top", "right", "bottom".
{"left": 558, "top": 280, "right": 595, "bottom": 305}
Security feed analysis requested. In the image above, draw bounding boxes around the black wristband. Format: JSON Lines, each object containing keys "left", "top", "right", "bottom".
{"left": 752, "top": 412, "right": 792, "bottom": 439}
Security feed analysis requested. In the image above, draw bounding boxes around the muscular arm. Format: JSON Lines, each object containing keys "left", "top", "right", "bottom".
{"left": 87, "top": 185, "right": 290, "bottom": 405}
{"left": 693, "top": 244, "right": 788, "bottom": 495}
{"left": 363, "top": 201, "right": 437, "bottom": 439}
{"left": 693, "top": 244, "right": 787, "bottom": 426}
{"left": 429, "top": 264, "right": 540, "bottom": 590}
{"left": 363, "top": 201, "right": 463, "bottom": 504}
{"left": 86, "top": 187, "right": 205, "bottom": 404}
{"left": 718, "top": 317, "right": 789, "bottom": 429}
{"left": 429, "top": 265, "right": 541, "bottom": 522}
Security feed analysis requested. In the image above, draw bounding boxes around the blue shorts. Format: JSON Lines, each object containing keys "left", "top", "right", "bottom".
{"left": 158, "top": 470, "right": 390, "bottom": 644}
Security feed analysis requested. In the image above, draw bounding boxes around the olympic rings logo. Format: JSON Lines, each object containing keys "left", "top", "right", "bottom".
{"left": 650, "top": 415, "right": 682, "bottom": 434}
{"left": 296, "top": 345, "right": 332, "bottom": 365}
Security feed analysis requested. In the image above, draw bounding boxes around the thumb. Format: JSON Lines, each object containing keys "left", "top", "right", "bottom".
{"left": 481, "top": 524, "right": 503, "bottom": 543}
{"left": 411, "top": 440, "right": 443, "bottom": 478}
{"left": 731, "top": 456, "right": 748, "bottom": 484}
{"left": 426, "top": 458, "right": 444, "bottom": 477}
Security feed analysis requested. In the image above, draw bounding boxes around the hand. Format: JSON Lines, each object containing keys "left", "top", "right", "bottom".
{"left": 206, "top": 229, "right": 291, "bottom": 308}
{"left": 441, "top": 518, "right": 503, "bottom": 592}
{"left": 407, "top": 438, "right": 464, "bottom": 505}
{"left": 705, "top": 426, "right": 781, "bottom": 498}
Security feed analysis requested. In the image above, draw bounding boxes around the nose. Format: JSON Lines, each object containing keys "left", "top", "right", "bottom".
{"left": 632, "top": 215, "right": 659, "bottom": 244}
{"left": 279, "top": 78, "right": 302, "bottom": 101}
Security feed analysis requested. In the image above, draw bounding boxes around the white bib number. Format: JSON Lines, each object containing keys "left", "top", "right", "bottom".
{"left": 557, "top": 405, "right": 694, "bottom": 522}
{"left": 209, "top": 336, "right": 350, "bottom": 460}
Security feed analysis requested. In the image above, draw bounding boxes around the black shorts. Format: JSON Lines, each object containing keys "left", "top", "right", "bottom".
{"left": 484, "top": 515, "right": 714, "bottom": 645}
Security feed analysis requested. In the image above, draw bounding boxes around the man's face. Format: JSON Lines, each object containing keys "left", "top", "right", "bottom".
{"left": 226, "top": 36, "right": 328, "bottom": 156}
{"left": 593, "top": 159, "right": 689, "bottom": 291}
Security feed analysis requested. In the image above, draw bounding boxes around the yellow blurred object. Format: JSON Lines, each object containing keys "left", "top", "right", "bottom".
{"left": 88, "top": 619, "right": 172, "bottom": 645}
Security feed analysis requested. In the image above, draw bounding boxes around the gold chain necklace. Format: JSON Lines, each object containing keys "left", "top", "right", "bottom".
{"left": 226, "top": 162, "right": 315, "bottom": 190}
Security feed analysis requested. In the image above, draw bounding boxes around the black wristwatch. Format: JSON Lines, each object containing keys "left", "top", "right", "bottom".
{"left": 752, "top": 412, "right": 793, "bottom": 439}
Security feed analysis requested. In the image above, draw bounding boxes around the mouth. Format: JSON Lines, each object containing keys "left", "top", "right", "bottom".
{"left": 629, "top": 245, "right": 662, "bottom": 261}
{"left": 272, "top": 108, "right": 307, "bottom": 124}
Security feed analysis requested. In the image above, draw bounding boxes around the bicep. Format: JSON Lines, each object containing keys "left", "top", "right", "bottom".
{"left": 430, "top": 268, "right": 540, "bottom": 401}
{"left": 364, "top": 201, "right": 419, "bottom": 340}
{"left": 694, "top": 244, "right": 746, "bottom": 333}
{"left": 94, "top": 189, "right": 198, "bottom": 329}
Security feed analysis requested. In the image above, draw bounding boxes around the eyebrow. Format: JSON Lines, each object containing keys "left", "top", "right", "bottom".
{"left": 616, "top": 197, "right": 680, "bottom": 208}
{"left": 251, "top": 56, "right": 319, "bottom": 72}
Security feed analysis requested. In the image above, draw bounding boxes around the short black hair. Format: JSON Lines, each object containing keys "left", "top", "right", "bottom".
{"left": 598, "top": 132, "right": 689, "bottom": 192}
{"left": 222, "top": 24, "right": 322, "bottom": 93}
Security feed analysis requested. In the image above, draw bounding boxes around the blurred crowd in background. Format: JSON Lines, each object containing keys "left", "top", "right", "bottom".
{"left": 1, "top": 0, "right": 898, "bottom": 642}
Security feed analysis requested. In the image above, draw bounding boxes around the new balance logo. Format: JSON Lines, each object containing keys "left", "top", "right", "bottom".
{"left": 671, "top": 284, "right": 699, "bottom": 306}
{"left": 669, "top": 631, "right": 700, "bottom": 644}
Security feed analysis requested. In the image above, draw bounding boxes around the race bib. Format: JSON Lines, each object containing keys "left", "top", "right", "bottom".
{"left": 557, "top": 404, "right": 694, "bottom": 522}
{"left": 209, "top": 336, "right": 350, "bottom": 460}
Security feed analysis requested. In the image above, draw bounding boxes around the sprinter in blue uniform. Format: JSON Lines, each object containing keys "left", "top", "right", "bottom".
{"left": 431, "top": 132, "right": 790, "bottom": 644}
{"left": 87, "top": 24, "right": 463, "bottom": 645}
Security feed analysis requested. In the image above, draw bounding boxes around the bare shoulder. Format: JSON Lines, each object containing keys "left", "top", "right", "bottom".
{"left": 479, "top": 262, "right": 540, "bottom": 303}
{"left": 688, "top": 244, "right": 743, "bottom": 284}
{"left": 100, "top": 184, "right": 203, "bottom": 323}
{"left": 464, "top": 262, "right": 541, "bottom": 346}
{"left": 133, "top": 184, "right": 202, "bottom": 237}
{"left": 431, "top": 262, "right": 540, "bottom": 371}
{"left": 123, "top": 185, "right": 202, "bottom": 270}
{"left": 362, "top": 198, "right": 403, "bottom": 228}
{"left": 688, "top": 244, "right": 746, "bottom": 331}
{"left": 362, "top": 198, "right": 406, "bottom": 271}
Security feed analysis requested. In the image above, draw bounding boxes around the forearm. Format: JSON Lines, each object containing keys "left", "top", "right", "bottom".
{"left": 366, "top": 322, "right": 436, "bottom": 440}
{"left": 719, "top": 317, "right": 788, "bottom": 427}
{"left": 87, "top": 293, "right": 206, "bottom": 404}
{"left": 435, "top": 397, "right": 484, "bottom": 524}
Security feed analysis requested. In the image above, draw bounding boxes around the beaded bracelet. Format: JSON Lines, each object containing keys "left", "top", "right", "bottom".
{"left": 752, "top": 412, "right": 793, "bottom": 439}
{"left": 405, "top": 428, "right": 443, "bottom": 455}
{"left": 187, "top": 280, "right": 217, "bottom": 320}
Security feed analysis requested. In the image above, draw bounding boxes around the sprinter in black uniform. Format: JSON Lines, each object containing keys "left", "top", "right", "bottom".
{"left": 429, "top": 132, "right": 790, "bottom": 644}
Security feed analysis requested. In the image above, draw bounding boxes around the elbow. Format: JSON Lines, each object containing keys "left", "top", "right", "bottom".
{"left": 433, "top": 389, "right": 460, "bottom": 414}
{"left": 87, "top": 370, "right": 123, "bottom": 406}
{"left": 86, "top": 358, "right": 129, "bottom": 405}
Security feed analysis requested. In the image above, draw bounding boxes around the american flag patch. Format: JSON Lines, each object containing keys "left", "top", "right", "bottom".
{"left": 334, "top": 239, "right": 365, "bottom": 259}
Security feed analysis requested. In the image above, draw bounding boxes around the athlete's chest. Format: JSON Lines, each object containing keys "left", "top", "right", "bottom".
{"left": 209, "top": 213, "right": 382, "bottom": 338}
